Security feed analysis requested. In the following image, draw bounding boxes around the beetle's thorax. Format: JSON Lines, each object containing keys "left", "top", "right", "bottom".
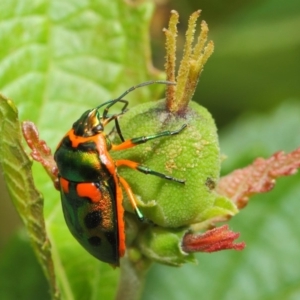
{"left": 54, "top": 108, "right": 114, "bottom": 183}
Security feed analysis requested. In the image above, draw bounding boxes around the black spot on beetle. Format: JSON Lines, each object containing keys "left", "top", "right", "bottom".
{"left": 84, "top": 210, "right": 102, "bottom": 229}
{"left": 105, "top": 231, "right": 116, "bottom": 245}
{"left": 88, "top": 236, "right": 102, "bottom": 246}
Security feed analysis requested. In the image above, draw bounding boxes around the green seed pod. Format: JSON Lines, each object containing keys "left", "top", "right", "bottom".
{"left": 112, "top": 99, "right": 237, "bottom": 228}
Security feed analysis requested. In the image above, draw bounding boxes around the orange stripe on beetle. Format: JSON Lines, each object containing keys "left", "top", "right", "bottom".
{"left": 76, "top": 182, "right": 102, "bottom": 203}
{"left": 60, "top": 177, "right": 69, "bottom": 193}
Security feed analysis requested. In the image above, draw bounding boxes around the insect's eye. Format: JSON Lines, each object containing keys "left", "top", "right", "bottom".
{"left": 93, "top": 124, "right": 103, "bottom": 133}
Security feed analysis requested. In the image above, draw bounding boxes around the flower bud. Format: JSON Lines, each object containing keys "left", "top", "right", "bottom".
{"left": 113, "top": 99, "right": 237, "bottom": 228}
{"left": 138, "top": 226, "right": 195, "bottom": 266}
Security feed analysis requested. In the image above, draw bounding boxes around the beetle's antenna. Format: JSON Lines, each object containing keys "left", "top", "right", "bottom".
{"left": 113, "top": 80, "right": 176, "bottom": 103}
{"left": 98, "top": 80, "right": 176, "bottom": 120}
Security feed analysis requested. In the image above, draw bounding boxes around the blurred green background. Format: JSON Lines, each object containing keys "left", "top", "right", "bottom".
{"left": 150, "top": 0, "right": 300, "bottom": 128}
{"left": 0, "top": 0, "right": 299, "bottom": 299}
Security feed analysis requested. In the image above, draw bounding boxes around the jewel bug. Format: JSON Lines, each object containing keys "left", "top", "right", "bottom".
{"left": 23, "top": 80, "right": 186, "bottom": 266}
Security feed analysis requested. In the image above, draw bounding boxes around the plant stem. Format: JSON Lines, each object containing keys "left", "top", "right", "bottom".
{"left": 115, "top": 255, "right": 152, "bottom": 300}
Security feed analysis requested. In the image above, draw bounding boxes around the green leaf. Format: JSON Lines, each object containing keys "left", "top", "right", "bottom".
{"left": 142, "top": 101, "right": 300, "bottom": 300}
{"left": 0, "top": 1, "right": 165, "bottom": 299}
{"left": 0, "top": 94, "right": 59, "bottom": 299}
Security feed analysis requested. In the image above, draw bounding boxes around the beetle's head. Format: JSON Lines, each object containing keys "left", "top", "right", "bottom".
{"left": 72, "top": 108, "right": 103, "bottom": 137}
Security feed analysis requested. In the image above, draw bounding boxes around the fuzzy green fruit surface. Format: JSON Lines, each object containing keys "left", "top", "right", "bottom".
{"left": 112, "top": 99, "right": 226, "bottom": 228}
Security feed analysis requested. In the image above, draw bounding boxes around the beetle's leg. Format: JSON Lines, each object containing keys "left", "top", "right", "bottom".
{"left": 102, "top": 99, "right": 128, "bottom": 122}
{"left": 113, "top": 124, "right": 187, "bottom": 183}
{"left": 22, "top": 121, "right": 60, "bottom": 190}
{"left": 118, "top": 176, "right": 145, "bottom": 221}
{"left": 102, "top": 99, "right": 128, "bottom": 142}
{"left": 116, "top": 160, "right": 185, "bottom": 184}
{"left": 114, "top": 117, "right": 125, "bottom": 142}
{"left": 111, "top": 124, "right": 187, "bottom": 151}
{"left": 106, "top": 117, "right": 125, "bottom": 142}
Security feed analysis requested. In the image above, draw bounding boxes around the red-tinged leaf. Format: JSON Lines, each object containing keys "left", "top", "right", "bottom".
{"left": 182, "top": 225, "right": 245, "bottom": 253}
{"left": 217, "top": 148, "right": 300, "bottom": 209}
{"left": 22, "top": 121, "right": 59, "bottom": 189}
